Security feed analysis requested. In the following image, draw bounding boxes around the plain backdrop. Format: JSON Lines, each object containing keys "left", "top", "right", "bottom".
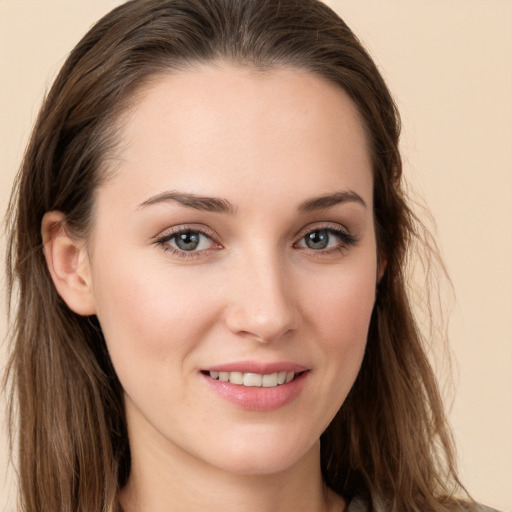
{"left": 1, "top": 1, "right": 511, "bottom": 511}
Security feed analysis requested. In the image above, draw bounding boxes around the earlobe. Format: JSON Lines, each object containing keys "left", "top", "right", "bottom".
{"left": 41, "top": 211, "right": 97, "bottom": 316}
{"left": 377, "top": 255, "right": 387, "bottom": 283}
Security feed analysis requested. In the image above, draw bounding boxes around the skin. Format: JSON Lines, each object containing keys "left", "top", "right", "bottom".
{"left": 43, "top": 65, "right": 379, "bottom": 512}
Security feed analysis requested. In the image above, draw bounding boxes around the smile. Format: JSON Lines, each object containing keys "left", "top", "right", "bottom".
{"left": 207, "top": 370, "right": 297, "bottom": 387}
{"left": 202, "top": 368, "right": 309, "bottom": 411}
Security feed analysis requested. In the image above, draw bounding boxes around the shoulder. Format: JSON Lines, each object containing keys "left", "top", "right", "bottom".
{"left": 475, "top": 506, "right": 502, "bottom": 512}
{"left": 346, "top": 496, "right": 503, "bottom": 512}
{"left": 346, "top": 496, "right": 369, "bottom": 511}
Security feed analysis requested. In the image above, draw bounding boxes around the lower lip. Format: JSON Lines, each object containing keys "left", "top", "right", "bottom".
{"left": 201, "top": 371, "right": 309, "bottom": 411}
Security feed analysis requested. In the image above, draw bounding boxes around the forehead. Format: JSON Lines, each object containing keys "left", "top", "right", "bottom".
{"left": 102, "top": 64, "right": 372, "bottom": 210}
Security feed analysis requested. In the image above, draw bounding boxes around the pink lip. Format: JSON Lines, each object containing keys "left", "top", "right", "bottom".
{"left": 200, "top": 361, "right": 310, "bottom": 412}
{"left": 203, "top": 361, "right": 308, "bottom": 374}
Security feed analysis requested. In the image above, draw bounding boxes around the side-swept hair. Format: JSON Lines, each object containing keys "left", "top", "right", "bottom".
{"left": 5, "top": 1, "right": 467, "bottom": 510}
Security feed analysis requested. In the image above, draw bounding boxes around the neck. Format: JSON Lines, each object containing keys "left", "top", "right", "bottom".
{"left": 119, "top": 411, "right": 344, "bottom": 512}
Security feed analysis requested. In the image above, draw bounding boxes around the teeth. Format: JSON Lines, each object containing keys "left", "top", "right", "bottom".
{"left": 229, "top": 371, "right": 243, "bottom": 385}
{"left": 243, "top": 373, "right": 262, "bottom": 387}
{"left": 209, "top": 370, "right": 297, "bottom": 387}
{"left": 262, "top": 373, "right": 278, "bottom": 387}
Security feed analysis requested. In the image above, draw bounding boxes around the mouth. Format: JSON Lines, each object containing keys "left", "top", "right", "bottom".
{"left": 202, "top": 370, "right": 305, "bottom": 388}
{"left": 201, "top": 365, "right": 309, "bottom": 411}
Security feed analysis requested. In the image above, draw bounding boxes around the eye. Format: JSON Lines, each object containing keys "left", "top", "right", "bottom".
{"left": 302, "top": 229, "right": 335, "bottom": 250}
{"left": 296, "top": 226, "right": 357, "bottom": 252}
{"left": 171, "top": 230, "right": 211, "bottom": 251}
{"left": 155, "top": 227, "right": 219, "bottom": 257}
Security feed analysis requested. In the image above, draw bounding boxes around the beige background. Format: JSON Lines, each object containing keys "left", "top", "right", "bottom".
{"left": 1, "top": 1, "right": 511, "bottom": 510}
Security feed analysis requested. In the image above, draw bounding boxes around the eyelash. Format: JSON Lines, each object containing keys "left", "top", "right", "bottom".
{"left": 294, "top": 224, "right": 358, "bottom": 255}
{"left": 154, "top": 226, "right": 220, "bottom": 259}
{"left": 154, "top": 224, "right": 358, "bottom": 259}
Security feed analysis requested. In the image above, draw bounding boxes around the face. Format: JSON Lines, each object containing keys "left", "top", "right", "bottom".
{"left": 86, "top": 65, "right": 378, "bottom": 476}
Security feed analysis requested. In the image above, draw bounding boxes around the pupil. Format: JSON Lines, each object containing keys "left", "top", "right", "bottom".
{"left": 306, "top": 230, "right": 329, "bottom": 250}
{"left": 176, "top": 231, "right": 200, "bottom": 251}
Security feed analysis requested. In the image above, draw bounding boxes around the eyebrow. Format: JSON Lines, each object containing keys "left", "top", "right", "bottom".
{"left": 137, "top": 191, "right": 237, "bottom": 214}
{"left": 137, "top": 189, "right": 366, "bottom": 214}
{"left": 297, "top": 190, "right": 367, "bottom": 213}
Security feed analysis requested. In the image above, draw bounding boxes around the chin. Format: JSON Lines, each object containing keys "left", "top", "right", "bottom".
{"left": 198, "top": 430, "right": 320, "bottom": 477}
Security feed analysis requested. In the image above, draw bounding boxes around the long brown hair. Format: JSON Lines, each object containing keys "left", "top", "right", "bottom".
{"left": 5, "top": 1, "right": 469, "bottom": 510}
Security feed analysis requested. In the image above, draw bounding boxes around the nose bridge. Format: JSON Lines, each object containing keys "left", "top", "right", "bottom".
{"left": 225, "top": 244, "right": 298, "bottom": 342}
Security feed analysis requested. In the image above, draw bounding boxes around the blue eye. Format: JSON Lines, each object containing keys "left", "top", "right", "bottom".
{"left": 297, "top": 227, "right": 356, "bottom": 251}
{"left": 157, "top": 229, "right": 215, "bottom": 254}
{"left": 172, "top": 230, "right": 208, "bottom": 251}
{"left": 304, "top": 229, "right": 332, "bottom": 250}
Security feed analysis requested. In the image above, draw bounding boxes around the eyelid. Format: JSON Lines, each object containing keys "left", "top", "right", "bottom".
{"left": 152, "top": 223, "right": 218, "bottom": 243}
{"left": 294, "top": 221, "right": 352, "bottom": 240}
{"left": 293, "top": 222, "right": 358, "bottom": 251}
{"left": 153, "top": 224, "right": 223, "bottom": 258}
{"left": 152, "top": 221, "right": 357, "bottom": 260}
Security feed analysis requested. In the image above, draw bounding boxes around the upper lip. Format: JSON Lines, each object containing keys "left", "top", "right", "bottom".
{"left": 202, "top": 361, "right": 309, "bottom": 374}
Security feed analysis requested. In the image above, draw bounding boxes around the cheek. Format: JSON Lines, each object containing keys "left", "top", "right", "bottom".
{"left": 90, "top": 250, "right": 221, "bottom": 384}
{"left": 288, "top": 258, "right": 376, "bottom": 436}
{"left": 303, "top": 255, "right": 376, "bottom": 385}
{"left": 307, "top": 258, "right": 377, "bottom": 340}
{"left": 320, "top": 289, "right": 373, "bottom": 376}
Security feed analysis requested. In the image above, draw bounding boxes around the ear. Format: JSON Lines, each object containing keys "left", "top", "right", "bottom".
{"left": 377, "top": 254, "right": 387, "bottom": 283}
{"left": 42, "top": 211, "right": 97, "bottom": 316}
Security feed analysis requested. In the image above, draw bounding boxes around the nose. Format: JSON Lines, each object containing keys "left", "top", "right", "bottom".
{"left": 223, "top": 251, "right": 300, "bottom": 343}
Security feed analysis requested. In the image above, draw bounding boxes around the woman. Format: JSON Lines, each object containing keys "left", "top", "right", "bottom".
{"left": 3, "top": 0, "right": 498, "bottom": 511}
